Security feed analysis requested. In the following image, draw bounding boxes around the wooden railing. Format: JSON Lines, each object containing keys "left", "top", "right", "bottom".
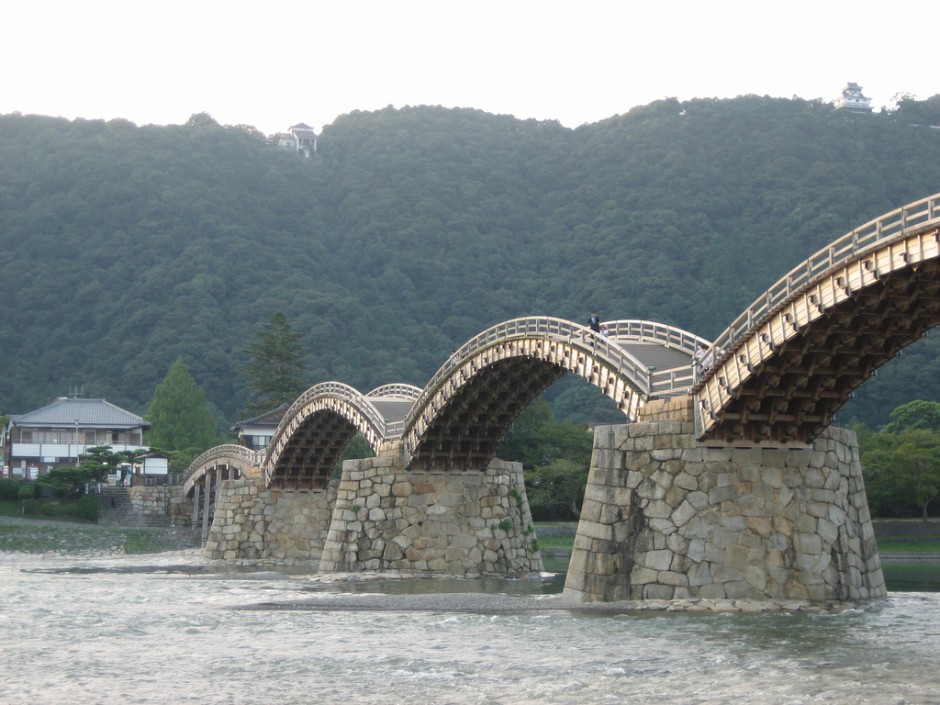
{"left": 366, "top": 383, "right": 424, "bottom": 399}
{"left": 181, "top": 444, "right": 261, "bottom": 487}
{"left": 402, "top": 316, "right": 701, "bottom": 435}
{"left": 704, "top": 192, "right": 940, "bottom": 366}
{"left": 278, "top": 380, "right": 389, "bottom": 438}
{"left": 604, "top": 318, "right": 711, "bottom": 355}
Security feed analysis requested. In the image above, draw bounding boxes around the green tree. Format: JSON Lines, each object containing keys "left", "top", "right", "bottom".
{"left": 243, "top": 312, "right": 307, "bottom": 415}
{"left": 38, "top": 446, "right": 145, "bottom": 499}
{"left": 146, "top": 358, "right": 220, "bottom": 473}
{"left": 861, "top": 400, "right": 940, "bottom": 521}
{"left": 885, "top": 399, "right": 940, "bottom": 433}
{"left": 334, "top": 433, "right": 376, "bottom": 477}
{"left": 497, "top": 397, "right": 594, "bottom": 520}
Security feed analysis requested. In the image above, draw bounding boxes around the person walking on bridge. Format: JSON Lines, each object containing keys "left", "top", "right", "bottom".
{"left": 587, "top": 311, "right": 602, "bottom": 347}
{"left": 588, "top": 312, "right": 601, "bottom": 334}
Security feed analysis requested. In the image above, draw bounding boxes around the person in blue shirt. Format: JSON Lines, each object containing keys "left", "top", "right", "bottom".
{"left": 588, "top": 312, "right": 601, "bottom": 333}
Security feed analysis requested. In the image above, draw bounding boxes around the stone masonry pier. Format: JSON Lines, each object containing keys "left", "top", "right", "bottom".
{"left": 319, "top": 449, "right": 540, "bottom": 575}
{"left": 563, "top": 398, "right": 886, "bottom": 603}
{"left": 204, "top": 478, "right": 338, "bottom": 563}
{"left": 204, "top": 441, "right": 541, "bottom": 576}
{"left": 202, "top": 395, "right": 886, "bottom": 605}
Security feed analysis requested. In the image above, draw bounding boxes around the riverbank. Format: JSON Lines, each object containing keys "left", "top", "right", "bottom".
{"left": 4, "top": 515, "right": 938, "bottom": 560}
{"left": 0, "top": 515, "right": 198, "bottom": 557}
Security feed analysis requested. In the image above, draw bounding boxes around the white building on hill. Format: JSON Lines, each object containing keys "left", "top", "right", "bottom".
{"left": 834, "top": 83, "right": 873, "bottom": 112}
{"left": 276, "top": 123, "right": 318, "bottom": 157}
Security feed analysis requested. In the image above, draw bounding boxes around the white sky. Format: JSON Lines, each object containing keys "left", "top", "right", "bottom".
{"left": 1, "top": 0, "right": 936, "bottom": 135}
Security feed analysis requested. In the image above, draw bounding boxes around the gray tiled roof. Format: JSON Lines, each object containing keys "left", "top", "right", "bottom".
{"left": 11, "top": 398, "right": 150, "bottom": 429}
{"left": 233, "top": 403, "right": 289, "bottom": 429}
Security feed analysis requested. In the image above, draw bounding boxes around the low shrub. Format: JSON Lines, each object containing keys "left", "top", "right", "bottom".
{"left": 0, "top": 479, "right": 22, "bottom": 500}
{"left": 73, "top": 495, "right": 98, "bottom": 522}
{"left": 17, "top": 484, "right": 36, "bottom": 501}
{"left": 20, "top": 498, "right": 40, "bottom": 515}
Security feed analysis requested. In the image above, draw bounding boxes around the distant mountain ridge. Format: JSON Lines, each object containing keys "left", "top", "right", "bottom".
{"left": 1, "top": 95, "right": 939, "bottom": 428}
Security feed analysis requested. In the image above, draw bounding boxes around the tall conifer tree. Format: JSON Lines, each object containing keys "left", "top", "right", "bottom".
{"left": 146, "top": 358, "right": 219, "bottom": 453}
{"left": 243, "top": 312, "right": 306, "bottom": 415}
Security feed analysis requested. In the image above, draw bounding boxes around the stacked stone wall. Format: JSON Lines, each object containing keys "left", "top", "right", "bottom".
{"left": 564, "top": 420, "right": 886, "bottom": 603}
{"left": 127, "top": 485, "right": 172, "bottom": 520}
{"left": 167, "top": 486, "right": 188, "bottom": 526}
{"left": 203, "top": 477, "right": 337, "bottom": 563}
{"left": 95, "top": 485, "right": 177, "bottom": 527}
{"left": 637, "top": 397, "right": 695, "bottom": 422}
{"left": 319, "top": 455, "right": 542, "bottom": 576}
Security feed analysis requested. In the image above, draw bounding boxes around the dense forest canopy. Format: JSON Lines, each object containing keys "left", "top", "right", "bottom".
{"left": 1, "top": 95, "right": 939, "bottom": 431}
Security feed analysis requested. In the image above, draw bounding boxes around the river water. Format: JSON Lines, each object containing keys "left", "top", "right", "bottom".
{"left": 1, "top": 551, "right": 938, "bottom": 705}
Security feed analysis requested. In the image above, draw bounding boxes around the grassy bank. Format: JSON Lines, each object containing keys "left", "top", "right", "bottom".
{"left": 534, "top": 521, "right": 940, "bottom": 555}
{"left": 0, "top": 515, "right": 197, "bottom": 555}
{"left": 877, "top": 540, "right": 940, "bottom": 553}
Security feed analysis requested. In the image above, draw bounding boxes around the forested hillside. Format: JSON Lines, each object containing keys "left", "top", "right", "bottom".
{"left": 2, "top": 96, "right": 939, "bottom": 429}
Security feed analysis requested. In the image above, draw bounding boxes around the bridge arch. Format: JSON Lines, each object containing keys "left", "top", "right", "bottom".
{"left": 402, "top": 316, "right": 706, "bottom": 471}
{"left": 181, "top": 444, "right": 262, "bottom": 540}
{"left": 182, "top": 444, "right": 262, "bottom": 497}
{"left": 264, "top": 382, "right": 389, "bottom": 489}
{"left": 695, "top": 192, "right": 940, "bottom": 445}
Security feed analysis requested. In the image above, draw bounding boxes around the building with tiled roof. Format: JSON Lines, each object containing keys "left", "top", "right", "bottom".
{"left": 275, "top": 123, "right": 317, "bottom": 157}
{"left": 232, "top": 403, "right": 289, "bottom": 450}
{"left": 833, "top": 82, "right": 873, "bottom": 112}
{"left": 2, "top": 397, "right": 150, "bottom": 479}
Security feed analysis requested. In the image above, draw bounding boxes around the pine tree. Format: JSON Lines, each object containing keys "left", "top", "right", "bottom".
{"left": 243, "top": 311, "right": 307, "bottom": 415}
{"left": 146, "top": 358, "right": 219, "bottom": 453}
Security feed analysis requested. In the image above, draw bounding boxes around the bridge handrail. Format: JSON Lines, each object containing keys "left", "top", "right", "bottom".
{"left": 604, "top": 319, "right": 709, "bottom": 396}
{"left": 706, "top": 192, "right": 940, "bottom": 362}
{"left": 181, "top": 444, "right": 262, "bottom": 485}
{"left": 275, "top": 380, "right": 390, "bottom": 441}
{"left": 604, "top": 319, "right": 711, "bottom": 355}
{"left": 404, "top": 316, "right": 670, "bottom": 432}
{"left": 366, "top": 383, "right": 424, "bottom": 400}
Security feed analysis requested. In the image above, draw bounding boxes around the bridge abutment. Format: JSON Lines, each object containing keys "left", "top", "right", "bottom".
{"left": 564, "top": 400, "right": 886, "bottom": 604}
{"left": 319, "top": 444, "right": 542, "bottom": 576}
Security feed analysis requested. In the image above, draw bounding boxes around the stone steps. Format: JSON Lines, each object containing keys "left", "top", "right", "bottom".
{"left": 96, "top": 487, "right": 172, "bottom": 527}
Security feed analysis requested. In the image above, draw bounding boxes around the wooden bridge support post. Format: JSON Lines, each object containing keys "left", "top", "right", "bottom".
{"left": 201, "top": 467, "right": 213, "bottom": 545}
{"left": 191, "top": 483, "right": 201, "bottom": 537}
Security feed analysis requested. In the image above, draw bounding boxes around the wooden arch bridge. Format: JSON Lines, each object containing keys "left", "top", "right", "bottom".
{"left": 183, "top": 193, "right": 940, "bottom": 510}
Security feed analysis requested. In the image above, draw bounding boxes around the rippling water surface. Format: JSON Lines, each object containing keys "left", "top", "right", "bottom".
{"left": 2, "top": 552, "right": 938, "bottom": 705}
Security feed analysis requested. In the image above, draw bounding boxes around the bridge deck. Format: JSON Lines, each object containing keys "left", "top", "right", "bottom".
{"left": 370, "top": 399, "right": 414, "bottom": 424}
{"left": 614, "top": 340, "right": 693, "bottom": 372}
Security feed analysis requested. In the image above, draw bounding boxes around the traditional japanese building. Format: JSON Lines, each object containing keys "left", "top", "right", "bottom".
{"left": 275, "top": 123, "right": 317, "bottom": 157}
{"left": 834, "top": 82, "right": 873, "bottom": 112}
{"left": 2, "top": 397, "right": 149, "bottom": 479}
{"left": 232, "top": 403, "right": 289, "bottom": 451}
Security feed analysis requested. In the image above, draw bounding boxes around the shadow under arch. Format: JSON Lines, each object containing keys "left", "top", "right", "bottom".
{"left": 264, "top": 382, "right": 389, "bottom": 489}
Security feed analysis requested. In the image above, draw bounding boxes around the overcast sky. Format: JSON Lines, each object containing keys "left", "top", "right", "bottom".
{"left": 2, "top": 0, "right": 936, "bottom": 135}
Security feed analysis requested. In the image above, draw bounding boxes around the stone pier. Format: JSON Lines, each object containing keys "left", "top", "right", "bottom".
{"left": 204, "top": 444, "right": 541, "bottom": 576}
{"left": 204, "top": 478, "right": 338, "bottom": 563}
{"left": 319, "top": 451, "right": 541, "bottom": 576}
{"left": 563, "top": 400, "right": 886, "bottom": 603}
